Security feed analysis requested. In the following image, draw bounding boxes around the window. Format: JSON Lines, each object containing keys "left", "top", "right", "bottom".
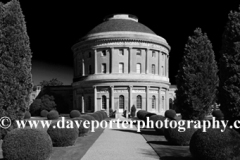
{"left": 102, "top": 63, "right": 106, "bottom": 73}
{"left": 152, "top": 96, "right": 156, "bottom": 109}
{"left": 88, "top": 65, "right": 92, "bottom": 74}
{"left": 102, "top": 96, "right": 107, "bottom": 109}
{"left": 136, "top": 49, "right": 141, "bottom": 56}
{"left": 152, "top": 64, "right": 156, "bottom": 74}
{"left": 119, "top": 49, "right": 124, "bottom": 56}
{"left": 119, "top": 63, "right": 124, "bottom": 73}
{"left": 137, "top": 95, "right": 142, "bottom": 109}
{"left": 119, "top": 95, "right": 124, "bottom": 109}
{"left": 88, "top": 96, "right": 91, "bottom": 111}
{"left": 89, "top": 52, "right": 91, "bottom": 58}
{"left": 136, "top": 63, "right": 141, "bottom": 73}
{"left": 152, "top": 51, "right": 156, "bottom": 57}
{"left": 101, "top": 50, "right": 107, "bottom": 56}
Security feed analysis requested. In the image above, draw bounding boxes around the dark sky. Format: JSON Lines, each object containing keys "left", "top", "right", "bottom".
{"left": 5, "top": 1, "right": 240, "bottom": 85}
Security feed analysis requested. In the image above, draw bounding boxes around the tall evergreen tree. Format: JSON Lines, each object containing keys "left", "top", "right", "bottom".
{"left": 0, "top": 0, "right": 32, "bottom": 121}
{"left": 175, "top": 28, "right": 219, "bottom": 120}
{"left": 219, "top": 6, "right": 240, "bottom": 123}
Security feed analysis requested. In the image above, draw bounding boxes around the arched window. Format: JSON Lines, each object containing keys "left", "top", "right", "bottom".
{"left": 137, "top": 95, "right": 142, "bottom": 109}
{"left": 152, "top": 96, "right": 156, "bottom": 109}
{"left": 119, "top": 95, "right": 124, "bottom": 109}
{"left": 119, "top": 63, "right": 124, "bottom": 73}
{"left": 152, "top": 64, "right": 156, "bottom": 74}
{"left": 88, "top": 96, "right": 91, "bottom": 111}
{"left": 102, "top": 96, "right": 107, "bottom": 109}
{"left": 136, "top": 63, "right": 141, "bottom": 73}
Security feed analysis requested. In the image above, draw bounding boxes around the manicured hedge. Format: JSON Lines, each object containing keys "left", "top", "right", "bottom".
{"left": 149, "top": 115, "right": 166, "bottom": 135}
{"left": 190, "top": 127, "right": 240, "bottom": 160}
{"left": 88, "top": 113, "right": 101, "bottom": 122}
{"left": 164, "top": 109, "right": 176, "bottom": 120}
{"left": 40, "top": 110, "right": 48, "bottom": 117}
{"left": 47, "top": 110, "right": 59, "bottom": 120}
{"left": 81, "top": 115, "right": 97, "bottom": 128}
{"left": 95, "top": 111, "right": 104, "bottom": 121}
{"left": 137, "top": 110, "right": 156, "bottom": 121}
{"left": 47, "top": 121, "right": 79, "bottom": 147}
{"left": 2, "top": 128, "right": 52, "bottom": 160}
{"left": 164, "top": 120, "right": 197, "bottom": 146}
{"left": 212, "top": 110, "right": 224, "bottom": 120}
{"left": 73, "top": 117, "right": 90, "bottom": 136}
{"left": 70, "top": 110, "right": 81, "bottom": 118}
{"left": 24, "top": 111, "right": 31, "bottom": 119}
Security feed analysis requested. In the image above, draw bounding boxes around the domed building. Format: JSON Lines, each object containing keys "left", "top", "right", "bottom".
{"left": 72, "top": 14, "right": 171, "bottom": 116}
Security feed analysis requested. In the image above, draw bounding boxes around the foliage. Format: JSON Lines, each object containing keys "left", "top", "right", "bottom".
{"left": 73, "top": 117, "right": 90, "bottom": 136}
{"left": 39, "top": 78, "right": 63, "bottom": 87}
{"left": 130, "top": 105, "right": 136, "bottom": 117}
{"left": 164, "top": 120, "right": 197, "bottom": 146}
{"left": 149, "top": 115, "right": 166, "bottom": 135}
{"left": 47, "top": 110, "right": 59, "bottom": 120}
{"left": 2, "top": 128, "right": 52, "bottom": 160}
{"left": 47, "top": 121, "right": 78, "bottom": 147}
{"left": 212, "top": 110, "right": 224, "bottom": 120}
{"left": 175, "top": 28, "right": 219, "bottom": 120}
{"left": 137, "top": 110, "right": 156, "bottom": 121}
{"left": 24, "top": 111, "right": 31, "bottom": 119}
{"left": 190, "top": 128, "right": 240, "bottom": 160}
{"left": 218, "top": 6, "right": 240, "bottom": 124}
{"left": 70, "top": 110, "right": 81, "bottom": 118}
{"left": 0, "top": 0, "right": 33, "bottom": 135}
{"left": 29, "top": 99, "right": 42, "bottom": 116}
{"left": 88, "top": 113, "right": 101, "bottom": 122}
{"left": 40, "top": 110, "right": 48, "bottom": 117}
{"left": 164, "top": 109, "right": 177, "bottom": 120}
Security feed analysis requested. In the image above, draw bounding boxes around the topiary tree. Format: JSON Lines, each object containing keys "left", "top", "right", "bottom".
{"left": 29, "top": 99, "right": 42, "bottom": 116}
{"left": 175, "top": 28, "right": 219, "bottom": 120}
{"left": 70, "top": 110, "right": 81, "bottom": 118}
{"left": 190, "top": 127, "right": 240, "bottom": 160}
{"left": 164, "top": 120, "right": 197, "bottom": 146}
{"left": 47, "top": 121, "right": 79, "bottom": 147}
{"left": 2, "top": 128, "right": 52, "bottom": 160}
{"left": 130, "top": 105, "right": 136, "bottom": 118}
{"left": 40, "top": 110, "right": 48, "bottom": 117}
{"left": 164, "top": 109, "right": 177, "bottom": 120}
{"left": 24, "top": 111, "right": 31, "bottom": 119}
{"left": 219, "top": 6, "right": 240, "bottom": 125}
{"left": 0, "top": 0, "right": 33, "bottom": 138}
{"left": 149, "top": 115, "right": 166, "bottom": 135}
{"left": 73, "top": 117, "right": 90, "bottom": 136}
{"left": 47, "top": 110, "right": 59, "bottom": 120}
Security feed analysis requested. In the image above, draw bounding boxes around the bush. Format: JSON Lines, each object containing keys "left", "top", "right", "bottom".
{"left": 88, "top": 113, "right": 101, "bottom": 122}
{"left": 212, "top": 110, "right": 224, "bottom": 120}
{"left": 47, "top": 110, "right": 59, "bottom": 120}
{"left": 47, "top": 121, "right": 79, "bottom": 147}
{"left": 164, "top": 109, "right": 176, "bottom": 120}
{"left": 137, "top": 110, "right": 156, "bottom": 121}
{"left": 164, "top": 120, "right": 197, "bottom": 146}
{"left": 149, "top": 115, "right": 166, "bottom": 135}
{"left": 131, "top": 105, "right": 136, "bottom": 117}
{"left": 24, "top": 111, "right": 31, "bottom": 119}
{"left": 190, "top": 127, "right": 240, "bottom": 160}
{"left": 102, "top": 111, "right": 108, "bottom": 118}
{"left": 81, "top": 115, "right": 97, "bottom": 128}
{"left": 95, "top": 111, "right": 104, "bottom": 120}
{"left": 41, "top": 110, "right": 48, "bottom": 117}
{"left": 70, "top": 110, "right": 81, "bottom": 118}
{"left": 2, "top": 128, "right": 52, "bottom": 160}
{"left": 73, "top": 117, "right": 90, "bottom": 136}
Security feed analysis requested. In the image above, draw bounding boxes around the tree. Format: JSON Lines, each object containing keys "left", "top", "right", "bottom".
{"left": 175, "top": 28, "right": 219, "bottom": 120}
{"left": 0, "top": 0, "right": 33, "bottom": 121}
{"left": 39, "top": 78, "right": 63, "bottom": 87}
{"left": 219, "top": 6, "right": 240, "bottom": 123}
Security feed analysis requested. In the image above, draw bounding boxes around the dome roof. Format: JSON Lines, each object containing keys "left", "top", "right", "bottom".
{"left": 87, "top": 14, "right": 156, "bottom": 35}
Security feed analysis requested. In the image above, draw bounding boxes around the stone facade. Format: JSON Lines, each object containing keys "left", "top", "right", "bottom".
{"left": 72, "top": 14, "right": 172, "bottom": 115}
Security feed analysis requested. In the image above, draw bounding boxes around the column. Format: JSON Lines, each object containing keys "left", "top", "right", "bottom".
{"left": 158, "top": 87, "right": 161, "bottom": 114}
{"left": 106, "top": 97, "right": 109, "bottom": 116}
{"left": 165, "top": 54, "right": 167, "bottom": 77}
{"left": 94, "top": 49, "right": 97, "bottom": 74}
{"left": 146, "top": 49, "right": 149, "bottom": 74}
{"left": 110, "top": 86, "right": 114, "bottom": 111}
{"left": 110, "top": 48, "right": 114, "bottom": 73}
{"left": 165, "top": 89, "right": 169, "bottom": 111}
{"left": 94, "top": 86, "right": 97, "bottom": 112}
{"left": 128, "top": 48, "right": 132, "bottom": 73}
{"left": 146, "top": 86, "right": 149, "bottom": 111}
{"left": 81, "top": 95, "right": 85, "bottom": 113}
{"left": 158, "top": 51, "right": 161, "bottom": 75}
{"left": 167, "top": 55, "right": 169, "bottom": 78}
{"left": 128, "top": 85, "right": 133, "bottom": 119}
{"left": 82, "top": 59, "right": 85, "bottom": 76}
